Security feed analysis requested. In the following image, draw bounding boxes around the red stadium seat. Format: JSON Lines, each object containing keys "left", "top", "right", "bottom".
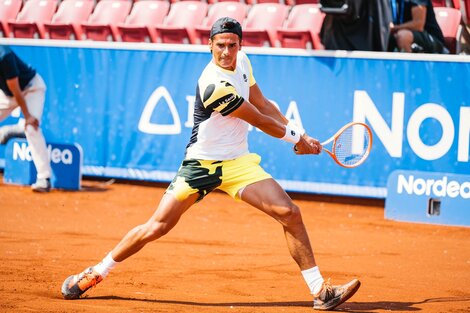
{"left": 8, "top": 0, "right": 58, "bottom": 39}
{"left": 285, "top": 0, "right": 319, "bottom": 5}
{"left": 432, "top": 0, "right": 460, "bottom": 9}
{"left": 207, "top": 0, "right": 244, "bottom": 4}
{"left": 117, "top": 0, "right": 170, "bottom": 42}
{"left": 81, "top": 0, "right": 132, "bottom": 41}
{"left": 44, "top": 0, "right": 95, "bottom": 40}
{"left": 277, "top": 4, "right": 325, "bottom": 49}
{"left": 245, "top": 0, "right": 284, "bottom": 4}
{"left": 434, "top": 6, "right": 462, "bottom": 53}
{"left": 432, "top": 0, "right": 447, "bottom": 6}
{"left": 155, "top": 1, "right": 208, "bottom": 44}
{"left": 243, "top": 3, "right": 290, "bottom": 47}
{"left": 194, "top": 1, "right": 247, "bottom": 45}
{"left": 0, "top": 0, "right": 22, "bottom": 37}
{"left": 463, "top": 0, "right": 470, "bottom": 24}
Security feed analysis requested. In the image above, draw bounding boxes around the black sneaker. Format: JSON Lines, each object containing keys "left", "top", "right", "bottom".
{"left": 313, "top": 278, "right": 361, "bottom": 311}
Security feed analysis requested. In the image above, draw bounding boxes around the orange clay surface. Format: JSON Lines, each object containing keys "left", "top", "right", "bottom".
{"left": 1, "top": 176, "right": 470, "bottom": 313}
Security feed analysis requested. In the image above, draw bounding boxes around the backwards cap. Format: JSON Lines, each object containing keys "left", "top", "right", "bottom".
{"left": 210, "top": 17, "right": 242, "bottom": 39}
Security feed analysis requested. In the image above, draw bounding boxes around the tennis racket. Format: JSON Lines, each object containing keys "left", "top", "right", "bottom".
{"left": 320, "top": 122, "right": 372, "bottom": 168}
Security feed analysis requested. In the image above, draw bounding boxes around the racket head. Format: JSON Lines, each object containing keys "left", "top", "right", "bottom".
{"left": 321, "top": 122, "right": 372, "bottom": 168}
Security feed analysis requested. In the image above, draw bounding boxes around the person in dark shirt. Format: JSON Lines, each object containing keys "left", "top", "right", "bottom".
{"left": 0, "top": 45, "right": 52, "bottom": 192}
{"left": 320, "top": 0, "right": 393, "bottom": 52}
{"left": 389, "top": 0, "right": 446, "bottom": 53}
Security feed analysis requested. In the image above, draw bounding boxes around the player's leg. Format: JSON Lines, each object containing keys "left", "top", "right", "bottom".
{"left": 239, "top": 179, "right": 360, "bottom": 310}
{"left": 62, "top": 192, "right": 199, "bottom": 300}
{"left": 218, "top": 154, "right": 316, "bottom": 269}
{"left": 111, "top": 192, "right": 199, "bottom": 262}
{"left": 62, "top": 158, "right": 219, "bottom": 300}
{"left": 22, "top": 74, "right": 52, "bottom": 192}
{"left": 239, "top": 178, "right": 316, "bottom": 270}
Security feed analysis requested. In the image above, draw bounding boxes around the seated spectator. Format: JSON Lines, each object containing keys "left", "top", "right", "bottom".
{"left": 389, "top": 0, "right": 447, "bottom": 53}
{"left": 320, "top": 0, "right": 392, "bottom": 51}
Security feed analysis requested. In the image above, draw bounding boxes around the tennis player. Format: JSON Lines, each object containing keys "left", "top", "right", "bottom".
{"left": 61, "top": 17, "right": 361, "bottom": 310}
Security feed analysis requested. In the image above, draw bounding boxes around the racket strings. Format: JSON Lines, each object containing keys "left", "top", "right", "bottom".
{"left": 334, "top": 126, "right": 370, "bottom": 166}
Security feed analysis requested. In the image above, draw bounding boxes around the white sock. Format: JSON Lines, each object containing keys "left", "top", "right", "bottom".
{"left": 93, "top": 252, "right": 118, "bottom": 278}
{"left": 301, "top": 266, "right": 324, "bottom": 295}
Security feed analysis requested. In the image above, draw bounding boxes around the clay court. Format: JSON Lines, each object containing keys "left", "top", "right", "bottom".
{"left": 1, "top": 177, "right": 469, "bottom": 312}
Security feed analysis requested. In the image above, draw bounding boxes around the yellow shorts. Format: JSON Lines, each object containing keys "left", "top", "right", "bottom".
{"left": 166, "top": 153, "right": 272, "bottom": 202}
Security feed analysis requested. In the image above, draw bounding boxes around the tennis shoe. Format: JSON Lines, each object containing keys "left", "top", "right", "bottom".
{"left": 61, "top": 267, "right": 103, "bottom": 300}
{"left": 31, "top": 178, "right": 51, "bottom": 193}
{"left": 313, "top": 278, "right": 360, "bottom": 311}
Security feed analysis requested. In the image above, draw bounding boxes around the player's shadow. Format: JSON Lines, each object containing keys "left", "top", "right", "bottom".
{"left": 90, "top": 296, "right": 470, "bottom": 312}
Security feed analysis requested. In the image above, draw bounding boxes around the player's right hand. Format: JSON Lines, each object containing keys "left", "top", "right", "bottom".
{"left": 294, "top": 135, "right": 322, "bottom": 155}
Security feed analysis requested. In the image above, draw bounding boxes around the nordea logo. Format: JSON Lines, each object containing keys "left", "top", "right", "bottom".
{"left": 397, "top": 174, "right": 470, "bottom": 199}
{"left": 13, "top": 142, "right": 73, "bottom": 165}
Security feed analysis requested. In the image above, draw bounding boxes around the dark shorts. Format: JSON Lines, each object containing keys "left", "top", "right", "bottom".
{"left": 388, "top": 30, "right": 446, "bottom": 53}
{"left": 411, "top": 30, "right": 446, "bottom": 53}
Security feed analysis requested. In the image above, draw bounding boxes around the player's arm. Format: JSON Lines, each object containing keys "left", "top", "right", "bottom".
{"left": 230, "top": 100, "right": 320, "bottom": 155}
{"left": 202, "top": 80, "right": 319, "bottom": 154}
{"left": 6, "top": 77, "right": 39, "bottom": 129}
{"left": 247, "top": 83, "right": 321, "bottom": 155}
{"left": 249, "top": 83, "right": 288, "bottom": 125}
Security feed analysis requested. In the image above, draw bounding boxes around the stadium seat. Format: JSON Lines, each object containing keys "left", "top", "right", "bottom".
{"left": 81, "top": 0, "right": 132, "bottom": 41}
{"left": 432, "top": 0, "right": 460, "bottom": 9}
{"left": 277, "top": 4, "right": 325, "bottom": 49}
{"left": 8, "top": 0, "right": 58, "bottom": 39}
{"left": 432, "top": 0, "right": 447, "bottom": 6}
{"left": 463, "top": 0, "right": 470, "bottom": 24}
{"left": 434, "top": 6, "right": 462, "bottom": 53}
{"left": 242, "top": 3, "right": 290, "bottom": 47}
{"left": 155, "top": 1, "right": 208, "bottom": 44}
{"left": 0, "top": 0, "right": 22, "bottom": 37}
{"left": 44, "top": 0, "right": 95, "bottom": 40}
{"left": 207, "top": 0, "right": 244, "bottom": 4}
{"left": 245, "top": 0, "right": 285, "bottom": 4}
{"left": 194, "top": 1, "right": 247, "bottom": 45}
{"left": 117, "top": 0, "right": 170, "bottom": 42}
{"left": 285, "top": 0, "right": 319, "bottom": 5}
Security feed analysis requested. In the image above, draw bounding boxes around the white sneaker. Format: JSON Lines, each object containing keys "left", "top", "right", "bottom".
{"left": 31, "top": 178, "right": 51, "bottom": 193}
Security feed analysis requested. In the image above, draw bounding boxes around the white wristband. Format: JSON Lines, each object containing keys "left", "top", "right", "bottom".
{"left": 289, "top": 121, "right": 305, "bottom": 136}
{"left": 281, "top": 122, "right": 302, "bottom": 144}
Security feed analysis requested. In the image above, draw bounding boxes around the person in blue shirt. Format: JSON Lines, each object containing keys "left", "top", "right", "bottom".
{"left": 389, "top": 0, "right": 446, "bottom": 53}
{"left": 0, "top": 45, "right": 52, "bottom": 192}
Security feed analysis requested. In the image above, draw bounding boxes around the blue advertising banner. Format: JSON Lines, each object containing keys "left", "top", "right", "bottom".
{"left": 0, "top": 40, "right": 469, "bottom": 198}
{"left": 4, "top": 138, "right": 82, "bottom": 190}
{"left": 385, "top": 170, "right": 470, "bottom": 227}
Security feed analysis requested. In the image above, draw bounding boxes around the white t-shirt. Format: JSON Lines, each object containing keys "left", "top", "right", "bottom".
{"left": 185, "top": 51, "right": 256, "bottom": 160}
